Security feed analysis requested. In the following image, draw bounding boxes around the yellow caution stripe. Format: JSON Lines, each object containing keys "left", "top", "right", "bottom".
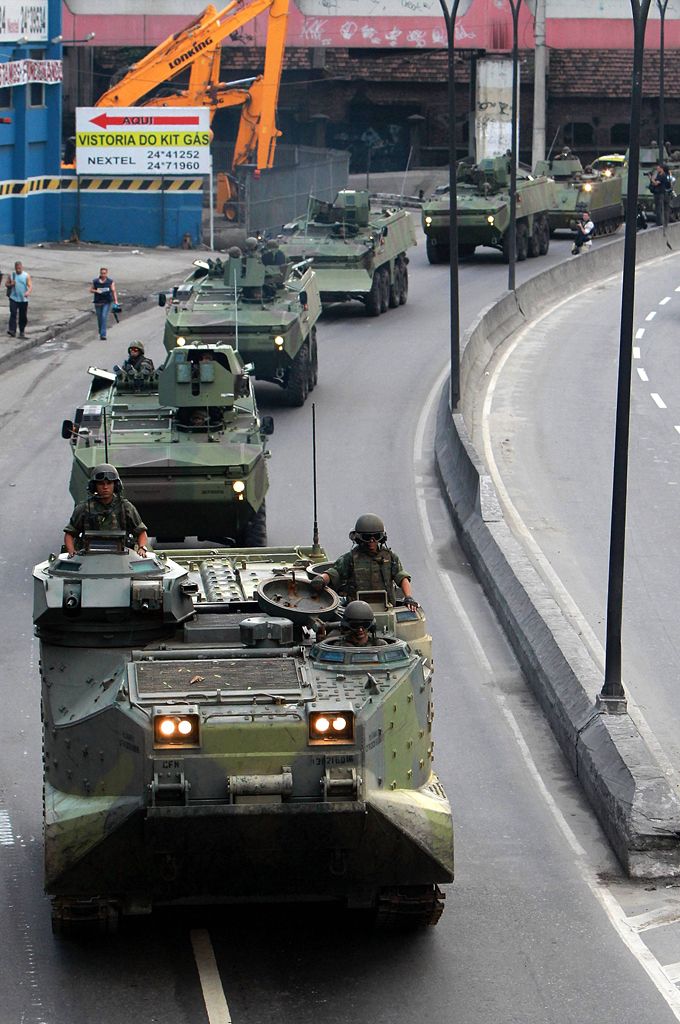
{"left": 0, "top": 176, "right": 203, "bottom": 198}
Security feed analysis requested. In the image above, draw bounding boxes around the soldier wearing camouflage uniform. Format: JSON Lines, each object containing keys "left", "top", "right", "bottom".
{"left": 121, "top": 341, "right": 155, "bottom": 377}
{"left": 318, "top": 514, "right": 418, "bottom": 609}
{"left": 64, "top": 464, "right": 149, "bottom": 557}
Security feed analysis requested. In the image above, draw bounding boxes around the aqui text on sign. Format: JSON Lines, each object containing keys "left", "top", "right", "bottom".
{"left": 75, "top": 107, "right": 211, "bottom": 175}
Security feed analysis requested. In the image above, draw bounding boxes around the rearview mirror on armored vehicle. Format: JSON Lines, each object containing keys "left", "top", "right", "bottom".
{"left": 61, "top": 419, "right": 74, "bottom": 440}
{"left": 260, "top": 416, "right": 274, "bottom": 436}
{"left": 299, "top": 291, "right": 308, "bottom": 306}
{"left": 158, "top": 292, "right": 166, "bottom": 307}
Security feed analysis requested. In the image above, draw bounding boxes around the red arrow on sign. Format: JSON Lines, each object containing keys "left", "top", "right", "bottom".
{"left": 89, "top": 112, "right": 201, "bottom": 129}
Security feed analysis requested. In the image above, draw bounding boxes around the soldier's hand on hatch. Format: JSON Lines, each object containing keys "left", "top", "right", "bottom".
{"left": 403, "top": 596, "right": 419, "bottom": 611}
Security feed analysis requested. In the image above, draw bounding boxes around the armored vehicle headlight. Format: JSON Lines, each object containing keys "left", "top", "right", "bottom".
{"left": 153, "top": 708, "right": 200, "bottom": 748}
{"left": 232, "top": 479, "right": 246, "bottom": 493}
{"left": 582, "top": 182, "right": 593, "bottom": 192}
{"left": 487, "top": 214, "right": 495, "bottom": 224}
{"left": 176, "top": 336, "right": 187, "bottom": 347}
{"left": 273, "top": 335, "right": 285, "bottom": 348}
{"left": 309, "top": 710, "right": 354, "bottom": 745}
{"left": 424, "top": 215, "right": 433, "bottom": 226}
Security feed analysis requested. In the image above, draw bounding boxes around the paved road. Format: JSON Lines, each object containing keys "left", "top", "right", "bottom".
{"left": 3, "top": 234, "right": 680, "bottom": 1023}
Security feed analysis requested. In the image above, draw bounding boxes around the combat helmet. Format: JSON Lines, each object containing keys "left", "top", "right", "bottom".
{"left": 350, "top": 513, "right": 386, "bottom": 545}
{"left": 244, "top": 236, "right": 259, "bottom": 253}
{"left": 228, "top": 245, "right": 243, "bottom": 259}
{"left": 88, "top": 463, "right": 122, "bottom": 494}
{"left": 341, "top": 600, "right": 376, "bottom": 638}
{"left": 128, "top": 340, "right": 145, "bottom": 354}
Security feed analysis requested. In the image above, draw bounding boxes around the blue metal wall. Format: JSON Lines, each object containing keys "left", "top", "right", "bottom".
{"left": 0, "top": 1, "right": 63, "bottom": 245}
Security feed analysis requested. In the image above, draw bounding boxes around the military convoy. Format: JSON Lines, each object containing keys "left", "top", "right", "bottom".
{"left": 161, "top": 247, "right": 321, "bottom": 407}
{"left": 422, "top": 156, "right": 556, "bottom": 264}
{"left": 34, "top": 538, "right": 454, "bottom": 933}
{"left": 276, "top": 189, "right": 416, "bottom": 315}
{"left": 533, "top": 149, "right": 624, "bottom": 236}
{"left": 61, "top": 343, "right": 272, "bottom": 546}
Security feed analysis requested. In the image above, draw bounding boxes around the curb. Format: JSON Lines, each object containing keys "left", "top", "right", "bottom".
{"left": 434, "top": 225, "right": 680, "bottom": 878}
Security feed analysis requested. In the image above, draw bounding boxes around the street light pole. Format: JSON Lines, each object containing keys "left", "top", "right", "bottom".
{"left": 658, "top": 0, "right": 669, "bottom": 165}
{"left": 507, "top": 0, "right": 522, "bottom": 292}
{"left": 598, "top": 0, "right": 653, "bottom": 713}
{"left": 437, "top": 0, "right": 463, "bottom": 411}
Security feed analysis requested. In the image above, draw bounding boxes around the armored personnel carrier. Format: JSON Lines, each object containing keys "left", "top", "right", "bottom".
{"left": 61, "top": 343, "right": 272, "bottom": 546}
{"left": 277, "top": 189, "right": 416, "bottom": 315}
{"left": 422, "top": 156, "right": 555, "bottom": 264}
{"left": 533, "top": 149, "right": 623, "bottom": 235}
{"left": 594, "top": 148, "right": 680, "bottom": 223}
{"left": 34, "top": 538, "right": 454, "bottom": 933}
{"left": 162, "top": 249, "right": 321, "bottom": 407}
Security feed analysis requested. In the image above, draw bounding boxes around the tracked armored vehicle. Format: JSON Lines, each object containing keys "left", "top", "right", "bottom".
{"left": 422, "top": 156, "right": 555, "bottom": 264}
{"left": 533, "top": 150, "right": 623, "bottom": 235}
{"left": 61, "top": 343, "right": 272, "bottom": 546}
{"left": 34, "top": 539, "right": 454, "bottom": 932}
{"left": 277, "top": 189, "right": 416, "bottom": 315}
{"left": 162, "top": 250, "right": 321, "bottom": 407}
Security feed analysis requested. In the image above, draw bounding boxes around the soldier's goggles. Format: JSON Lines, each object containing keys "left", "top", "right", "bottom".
{"left": 93, "top": 471, "right": 118, "bottom": 482}
{"left": 359, "top": 532, "right": 382, "bottom": 541}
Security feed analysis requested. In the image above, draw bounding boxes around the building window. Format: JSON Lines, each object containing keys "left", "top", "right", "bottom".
{"left": 563, "top": 122, "right": 594, "bottom": 147}
{"left": 0, "top": 86, "right": 11, "bottom": 109}
{"left": 610, "top": 124, "right": 630, "bottom": 148}
{"left": 29, "top": 81, "right": 44, "bottom": 107}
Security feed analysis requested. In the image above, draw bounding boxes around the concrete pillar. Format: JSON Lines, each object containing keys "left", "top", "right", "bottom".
{"left": 531, "top": 0, "right": 546, "bottom": 167}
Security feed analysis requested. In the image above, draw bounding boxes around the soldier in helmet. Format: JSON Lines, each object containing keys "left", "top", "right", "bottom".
{"left": 338, "top": 600, "right": 386, "bottom": 646}
{"left": 262, "top": 238, "right": 285, "bottom": 266}
{"left": 314, "top": 513, "right": 418, "bottom": 609}
{"left": 63, "top": 464, "right": 149, "bottom": 557}
{"left": 121, "top": 340, "right": 155, "bottom": 377}
{"left": 243, "top": 236, "right": 259, "bottom": 255}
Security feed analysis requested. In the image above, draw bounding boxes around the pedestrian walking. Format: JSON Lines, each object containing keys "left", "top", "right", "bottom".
{"left": 90, "top": 267, "right": 118, "bottom": 340}
{"left": 7, "top": 260, "right": 32, "bottom": 338}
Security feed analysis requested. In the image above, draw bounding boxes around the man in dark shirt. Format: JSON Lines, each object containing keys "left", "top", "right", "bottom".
{"left": 64, "top": 464, "right": 148, "bottom": 556}
{"left": 90, "top": 266, "right": 118, "bottom": 340}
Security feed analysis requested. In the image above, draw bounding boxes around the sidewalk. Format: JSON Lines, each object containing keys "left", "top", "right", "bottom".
{"left": 0, "top": 241, "right": 204, "bottom": 370}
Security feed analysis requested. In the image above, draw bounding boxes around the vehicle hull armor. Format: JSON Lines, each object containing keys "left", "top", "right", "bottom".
{"left": 34, "top": 544, "right": 453, "bottom": 930}
{"left": 422, "top": 156, "right": 556, "bottom": 264}
{"left": 277, "top": 190, "right": 416, "bottom": 314}
{"left": 534, "top": 153, "right": 624, "bottom": 235}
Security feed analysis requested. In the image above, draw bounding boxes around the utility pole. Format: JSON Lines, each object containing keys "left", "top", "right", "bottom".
{"left": 531, "top": 0, "right": 546, "bottom": 166}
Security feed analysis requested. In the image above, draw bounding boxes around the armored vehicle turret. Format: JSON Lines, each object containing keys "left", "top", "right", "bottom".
{"left": 34, "top": 540, "right": 454, "bottom": 933}
{"left": 61, "top": 343, "right": 272, "bottom": 546}
{"left": 161, "top": 249, "right": 321, "bottom": 407}
{"left": 533, "top": 149, "right": 623, "bottom": 235}
{"left": 422, "top": 156, "right": 556, "bottom": 264}
{"left": 277, "top": 189, "right": 416, "bottom": 315}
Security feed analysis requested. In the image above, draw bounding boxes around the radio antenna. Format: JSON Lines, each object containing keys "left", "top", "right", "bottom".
{"left": 103, "top": 406, "right": 109, "bottom": 463}
{"left": 311, "top": 402, "right": 321, "bottom": 554}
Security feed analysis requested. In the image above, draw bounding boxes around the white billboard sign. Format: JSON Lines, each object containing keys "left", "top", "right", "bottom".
{"left": 0, "top": 1, "right": 48, "bottom": 42}
{"left": 0, "top": 58, "right": 61, "bottom": 86}
{"left": 75, "top": 107, "right": 211, "bottom": 176}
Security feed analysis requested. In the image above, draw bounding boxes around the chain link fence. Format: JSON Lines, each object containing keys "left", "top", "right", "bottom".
{"left": 244, "top": 146, "right": 349, "bottom": 235}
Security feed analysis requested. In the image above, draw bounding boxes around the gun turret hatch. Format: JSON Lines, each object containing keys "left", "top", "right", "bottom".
{"left": 158, "top": 345, "right": 242, "bottom": 409}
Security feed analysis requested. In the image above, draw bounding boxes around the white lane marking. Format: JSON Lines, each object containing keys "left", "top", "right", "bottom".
{"left": 633, "top": 347, "right": 641, "bottom": 359}
{"left": 676, "top": 285, "right": 680, "bottom": 292}
{"left": 481, "top": 283, "right": 680, "bottom": 793}
{"left": 627, "top": 907, "right": 680, "bottom": 932}
{"left": 413, "top": 364, "right": 494, "bottom": 676}
{"left": 0, "top": 809, "right": 15, "bottom": 846}
{"left": 638, "top": 368, "right": 649, "bottom": 382}
{"left": 665, "top": 962, "right": 680, "bottom": 984}
{"left": 646, "top": 311, "right": 657, "bottom": 321}
{"left": 191, "top": 929, "right": 233, "bottom": 1024}
{"left": 675, "top": 426, "right": 680, "bottom": 436}
{"left": 636, "top": 328, "right": 646, "bottom": 339}
{"left": 497, "top": 696, "right": 680, "bottom": 1019}
{"left": 660, "top": 296, "right": 672, "bottom": 305}
{"left": 652, "top": 393, "right": 667, "bottom": 409}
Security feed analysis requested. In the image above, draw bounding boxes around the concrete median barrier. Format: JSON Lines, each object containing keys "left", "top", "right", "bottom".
{"left": 435, "top": 224, "right": 680, "bottom": 877}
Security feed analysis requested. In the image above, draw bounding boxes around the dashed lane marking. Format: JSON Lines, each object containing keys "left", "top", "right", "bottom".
{"left": 661, "top": 296, "right": 672, "bottom": 305}
{"left": 646, "top": 311, "right": 657, "bottom": 321}
{"left": 636, "top": 328, "right": 646, "bottom": 339}
{"left": 638, "top": 368, "right": 649, "bottom": 381}
{"left": 652, "top": 393, "right": 667, "bottom": 409}
{"left": 633, "top": 347, "right": 641, "bottom": 359}
{"left": 191, "top": 929, "right": 233, "bottom": 1024}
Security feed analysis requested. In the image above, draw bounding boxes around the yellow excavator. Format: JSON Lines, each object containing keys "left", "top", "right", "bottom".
{"left": 94, "top": 0, "right": 289, "bottom": 219}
